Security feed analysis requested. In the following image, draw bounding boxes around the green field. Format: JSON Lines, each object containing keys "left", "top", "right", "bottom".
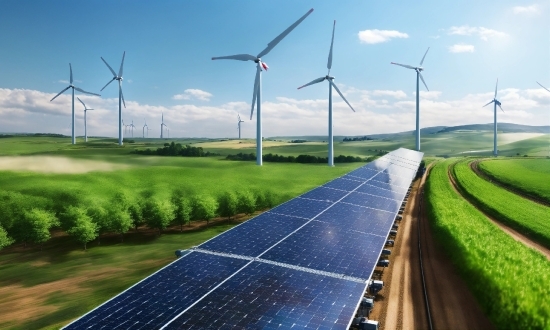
{"left": 426, "top": 160, "right": 550, "bottom": 329}
{"left": 479, "top": 158, "right": 550, "bottom": 203}
{"left": 452, "top": 160, "right": 550, "bottom": 248}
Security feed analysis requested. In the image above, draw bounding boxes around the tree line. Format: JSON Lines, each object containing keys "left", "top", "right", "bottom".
{"left": 342, "top": 136, "right": 374, "bottom": 142}
{"left": 226, "top": 153, "right": 366, "bottom": 163}
{"left": 132, "top": 142, "right": 220, "bottom": 157}
{"left": 0, "top": 189, "right": 276, "bottom": 251}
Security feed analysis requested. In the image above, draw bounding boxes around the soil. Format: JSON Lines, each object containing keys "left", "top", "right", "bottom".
{"left": 366, "top": 166, "right": 494, "bottom": 329}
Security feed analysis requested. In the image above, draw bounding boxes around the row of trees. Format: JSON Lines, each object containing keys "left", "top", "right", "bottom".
{"left": 226, "top": 153, "right": 365, "bottom": 163}
{"left": 0, "top": 189, "right": 276, "bottom": 251}
{"left": 133, "top": 142, "right": 219, "bottom": 157}
{"left": 342, "top": 136, "right": 374, "bottom": 142}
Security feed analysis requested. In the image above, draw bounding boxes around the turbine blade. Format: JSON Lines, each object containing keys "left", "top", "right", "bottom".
{"left": 257, "top": 8, "right": 314, "bottom": 59}
{"left": 330, "top": 81, "right": 355, "bottom": 112}
{"left": 69, "top": 63, "right": 73, "bottom": 84}
{"left": 482, "top": 100, "right": 494, "bottom": 107}
{"left": 77, "top": 97, "right": 86, "bottom": 108}
{"left": 419, "top": 47, "right": 430, "bottom": 66}
{"left": 327, "top": 20, "right": 335, "bottom": 72}
{"left": 537, "top": 81, "right": 550, "bottom": 92}
{"left": 101, "top": 78, "right": 115, "bottom": 91}
{"left": 494, "top": 78, "right": 498, "bottom": 99}
{"left": 50, "top": 86, "right": 71, "bottom": 102}
{"left": 212, "top": 54, "right": 256, "bottom": 61}
{"left": 419, "top": 72, "right": 429, "bottom": 91}
{"left": 250, "top": 66, "right": 260, "bottom": 120}
{"left": 87, "top": 109, "right": 94, "bottom": 111}
{"left": 498, "top": 104, "right": 504, "bottom": 112}
{"left": 121, "top": 88, "right": 126, "bottom": 108}
{"left": 119, "top": 51, "right": 125, "bottom": 77}
{"left": 101, "top": 57, "right": 117, "bottom": 77}
{"left": 74, "top": 87, "right": 100, "bottom": 96}
{"left": 391, "top": 62, "right": 415, "bottom": 70}
{"left": 297, "top": 76, "right": 326, "bottom": 89}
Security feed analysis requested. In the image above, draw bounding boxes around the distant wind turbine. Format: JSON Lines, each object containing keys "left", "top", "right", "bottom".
{"left": 391, "top": 47, "right": 430, "bottom": 151}
{"left": 143, "top": 119, "right": 148, "bottom": 138}
{"left": 77, "top": 97, "right": 94, "bottom": 142}
{"left": 129, "top": 120, "right": 136, "bottom": 138}
{"left": 483, "top": 79, "right": 504, "bottom": 157}
{"left": 537, "top": 81, "right": 550, "bottom": 92}
{"left": 50, "top": 64, "right": 100, "bottom": 145}
{"left": 237, "top": 114, "right": 245, "bottom": 139}
{"left": 297, "top": 21, "right": 355, "bottom": 167}
{"left": 212, "top": 8, "right": 314, "bottom": 165}
{"left": 160, "top": 113, "right": 167, "bottom": 138}
{"left": 100, "top": 51, "right": 126, "bottom": 146}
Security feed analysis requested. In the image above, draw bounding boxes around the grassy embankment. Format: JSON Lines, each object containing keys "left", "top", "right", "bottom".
{"left": 425, "top": 159, "right": 550, "bottom": 329}
{"left": 478, "top": 158, "right": 550, "bottom": 203}
{"left": 452, "top": 159, "right": 550, "bottom": 248}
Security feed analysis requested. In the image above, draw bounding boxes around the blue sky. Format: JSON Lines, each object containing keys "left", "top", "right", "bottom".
{"left": 0, "top": 0, "right": 548, "bottom": 138}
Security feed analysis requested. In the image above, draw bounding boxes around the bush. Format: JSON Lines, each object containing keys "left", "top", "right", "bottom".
{"left": 171, "top": 190, "right": 192, "bottom": 231}
{"left": 218, "top": 192, "right": 237, "bottom": 220}
{"left": 67, "top": 217, "right": 98, "bottom": 250}
{"left": 191, "top": 195, "right": 218, "bottom": 225}
{"left": 237, "top": 191, "right": 256, "bottom": 215}
{"left": 0, "top": 226, "right": 14, "bottom": 250}
{"left": 143, "top": 199, "right": 174, "bottom": 235}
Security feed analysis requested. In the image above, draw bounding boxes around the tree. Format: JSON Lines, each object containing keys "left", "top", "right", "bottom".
{"left": 86, "top": 204, "right": 109, "bottom": 245}
{"left": 192, "top": 195, "right": 218, "bottom": 225}
{"left": 0, "top": 226, "right": 14, "bottom": 251}
{"left": 128, "top": 201, "right": 144, "bottom": 232}
{"left": 107, "top": 206, "right": 132, "bottom": 242}
{"left": 15, "top": 209, "right": 58, "bottom": 249}
{"left": 217, "top": 192, "right": 237, "bottom": 221}
{"left": 143, "top": 199, "right": 174, "bottom": 235}
{"left": 237, "top": 191, "right": 256, "bottom": 215}
{"left": 171, "top": 191, "right": 192, "bottom": 231}
{"left": 112, "top": 191, "right": 130, "bottom": 211}
{"left": 67, "top": 218, "right": 98, "bottom": 250}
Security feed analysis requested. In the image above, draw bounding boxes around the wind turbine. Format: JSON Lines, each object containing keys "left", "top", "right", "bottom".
{"left": 143, "top": 119, "right": 148, "bottom": 138}
{"left": 537, "top": 81, "right": 550, "bottom": 92}
{"left": 100, "top": 51, "right": 126, "bottom": 146}
{"left": 237, "top": 114, "right": 245, "bottom": 139}
{"left": 160, "top": 113, "right": 167, "bottom": 138}
{"left": 50, "top": 64, "right": 100, "bottom": 145}
{"left": 483, "top": 79, "right": 504, "bottom": 157}
{"left": 147, "top": 125, "right": 152, "bottom": 138}
{"left": 129, "top": 120, "right": 136, "bottom": 138}
{"left": 212, "top": 8, "right": 314, "bottom": 165}
{"left": 77, "top": 97, "right": 94, "bottom": 142}
{"left": 297, "top": 21, "right": 355, "bottom": 167}
{"left": 391, "top": 47, "right": 430, "bottom": 151}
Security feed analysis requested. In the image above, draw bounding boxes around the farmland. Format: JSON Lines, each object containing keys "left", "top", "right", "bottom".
{"left": 478, "top": 158, "right": 550, "bottom": 203}
{"left": 425, "top": 159, "right": 550, "bottom": 329}
{"left": 451, "top": 159, "right": 550, "bottom": 248}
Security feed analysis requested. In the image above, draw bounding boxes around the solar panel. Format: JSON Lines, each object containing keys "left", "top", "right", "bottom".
{"left": 63, "top": 148, "right": 423, "bottom": 330}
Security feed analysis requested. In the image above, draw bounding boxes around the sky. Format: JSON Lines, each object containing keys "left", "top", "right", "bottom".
{"left": 0, "top": 0, "right": 549, "bottom": 139}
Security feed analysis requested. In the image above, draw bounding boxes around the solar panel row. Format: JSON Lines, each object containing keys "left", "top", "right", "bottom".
{"left": 64, "top": 148, "right": 423, "bottom": 330}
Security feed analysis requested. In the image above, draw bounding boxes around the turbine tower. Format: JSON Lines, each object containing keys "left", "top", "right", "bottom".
{"left": 122, "top": 119, "right": 126, "bottom": 139}
{"left": 129, "top": 120, "right": 136, "bottom": 138}
{"left": 391, "top": 47, "right": 430, "bottom": 151}
{"left": 483, "top": 79, "right": 504, "bottom": 157}
{"left": 50, "top": 64, "right": 100, "bottom": 145}
{"left": 212, "top": 8, "right": 314, "bottom": 165}
{"left": 237, "top": 114, "right": 245, "bottom": 139}
{"left": 297, "top": 21, "right": 355, "bottom": 167}
{"left": 100, "top": 51, "right": 126, "bottom": 146}
{"left": 143, "top": 119, "right": 148, "bottom": 138}
{"left": 77, "top": 97, "right": 94, "bottom": 142}
{"left": 537, "top": 81, "right": 550, "bottom": 92}
{"left": 160, "top": 113, "right": 167, "bottom": 138}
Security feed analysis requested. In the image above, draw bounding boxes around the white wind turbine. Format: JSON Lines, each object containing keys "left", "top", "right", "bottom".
{"left": 237, "top": 114, "right": 245, "bottom": 139}
{"left": 160, "top": 113, "right": 167, "bottom": 138}
{"left": 212, "top": 8, "right": 314, "bottom": 165}
{"left": 297, "top": 21, "right": 355, "bottom": 167}
{"left": 483, "top": 79, "right": 504, "bottom": 157}
{"left": 391, "top": 47, "right": 430, "bottom": 151}
{"left": 129, "top": 120, "right": 136, "bottom": 138}
{"left": 537, "top": 81, "right": 550, "bottom": 92}
{"left": 50, "top": 64, "right": 100, "bottom": 145}
{"left": 77, "top": 97, "right": 94, "bottom": 142}
{"left": 100, "top": 51, "right": 126, "bottom": 146}
{"left": 143, "top": 119, "right": 148, "bottom": 138}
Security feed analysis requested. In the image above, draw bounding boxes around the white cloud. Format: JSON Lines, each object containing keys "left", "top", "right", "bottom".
{"left": 448, "top": 44, "right": 475, "bottom": 53}
{"left": 513, "top": 4, "right": 539, "bottom": 14}
{"left": 358, "top": 29, "right": 409, "bottom": 44}
{"left": 173, "top": 89, "right": 212, "bottom": 101}
{"left": 448, "top": 25, "right": 507, "bottom": 41}
{"left": 371, "top": 90, "right": 407, "bottom": 99}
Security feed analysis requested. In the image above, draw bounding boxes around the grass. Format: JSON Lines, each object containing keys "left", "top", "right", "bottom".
{"left": 425, "top": 159, "right": 550, "bottom": 329}
{"left": 452, "top": 159, "right": 550, "bottom": 249}
{"left": 479, "top": 158, "right": 550, "bottom": 203}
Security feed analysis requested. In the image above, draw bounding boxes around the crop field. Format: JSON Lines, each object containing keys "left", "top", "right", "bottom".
{"left": 479, "top": 158, "right": 550, "bottom": 203}
{"left": 452, "top": 160, "right": 550, "bottom": 248}
{"left": 425, "top": 159, "right": 550, "bottom": 329}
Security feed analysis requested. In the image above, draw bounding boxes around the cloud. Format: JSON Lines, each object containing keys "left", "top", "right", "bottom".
{"left": 358, "top": 29, "right": 409, "bottom": 44}
{"left": 58, "top": 80, "right": 69, "bottom": 84}
{"left": 371, "top": 90, "right": 407, "bottom": 99}
{"left": 448, "top": 44, "right": 475, "bottom": 53}
{"left": 513, "top": 4, "right": 539, "bottom": 14}
{"left": 448, "top": 25, "right": 507, "bottom": 41}
{"left": 172, "top": 89, "right": 212, "bottom": 101}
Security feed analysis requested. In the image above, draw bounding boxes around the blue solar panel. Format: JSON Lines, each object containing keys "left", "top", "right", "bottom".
{"left": 315, "top": 203, "right": 396, "bottom": 236}
{"left": 269, "top": 197, "right": 332, "bottom": 219}
{"left": 323, "top": 177, "right": 364, "bottom": 191}
{"left": 345, "top": 166, "right": 379, "bottom": 180}
{"left": 300, "top": 186, "right": 350, "bottom": 203}
{"left": 261, "top": 220, "right": 387, "bottom": 279}
{"left": 366, "top": 178, "right": 408, "bottom": 193}
{"left": 64, "top": 252, "right": 248, "bottom": 330}
{"left": 163, "top": 262, "right": 365, "bottom": 330}
{"left": 341, "top": 192, "right": 401, "bottom": 213}
{"left": 371, "top": 172, "right": 411, "bottom": 189}
{"left": 355, "top": 183, "right": 406, "bottom": 201}
{"left": 199, "top": 212, "right": 309, "bottom": 257}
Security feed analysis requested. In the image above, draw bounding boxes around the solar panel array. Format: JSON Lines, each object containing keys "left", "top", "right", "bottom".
{"left": 64, "top": 148, "right": 423, "bottom": 330}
